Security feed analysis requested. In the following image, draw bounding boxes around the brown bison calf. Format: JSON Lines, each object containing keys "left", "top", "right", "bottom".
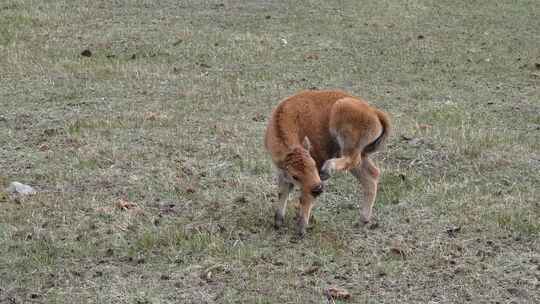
{"left": 264, "top": 90, "right": 390, "bottom": 237}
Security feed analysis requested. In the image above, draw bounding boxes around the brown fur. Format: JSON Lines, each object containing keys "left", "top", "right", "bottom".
{"left": 265, "top": 90, "right": 391, "bottom": 236}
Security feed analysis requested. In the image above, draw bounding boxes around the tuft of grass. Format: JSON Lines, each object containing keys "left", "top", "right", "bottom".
{"left": 378, "top": 171, "right": 420, "bottom": 205}
{"left": 496, "top": 211, "right": 540, "bottom": 236}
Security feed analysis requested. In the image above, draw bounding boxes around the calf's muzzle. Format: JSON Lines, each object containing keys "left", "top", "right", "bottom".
{"left": 311, "top": 184, "right": 324, "bottom": 197}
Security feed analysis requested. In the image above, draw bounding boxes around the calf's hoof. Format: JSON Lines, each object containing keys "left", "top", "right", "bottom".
{"left": 296, "top": 218, "right": 307, "bottom": 238}
{"left": 319, "top": 169, "right": 331, "bottom": 181}
{"left": 320, "top": 160, "right": 335, "bottom": 180}
{"left": 356, "top": 220, "right": 379, "bottom": 230}
{"left": 296, "top": 227, "right": 306, "bottom": 238}
{"left": 359, "top": 212, "right": 372, "bottom": 224}
{"left": 274, "top": 212, "right": 284, "bottom": 229}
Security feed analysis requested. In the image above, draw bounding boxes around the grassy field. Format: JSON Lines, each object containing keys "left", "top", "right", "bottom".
{"left": 1, "top": 0, "right": 539, "bottom": 303}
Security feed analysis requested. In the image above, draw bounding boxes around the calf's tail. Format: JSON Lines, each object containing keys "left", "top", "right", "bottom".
{"left": 363, "top": 110, "right": 391, "bottom": 154}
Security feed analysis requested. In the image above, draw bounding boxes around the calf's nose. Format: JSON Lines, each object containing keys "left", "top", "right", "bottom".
{"left": 311, "top": 184, "right": 324, "bottom": 197}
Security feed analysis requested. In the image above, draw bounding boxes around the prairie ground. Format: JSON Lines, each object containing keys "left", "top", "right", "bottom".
{"left": 1, "top": 0, "right": 539, "bottom": 303}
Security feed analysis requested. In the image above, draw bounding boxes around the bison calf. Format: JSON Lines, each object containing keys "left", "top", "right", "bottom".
{"left": 264, "top": 90, "right": 390, "bottom": 237}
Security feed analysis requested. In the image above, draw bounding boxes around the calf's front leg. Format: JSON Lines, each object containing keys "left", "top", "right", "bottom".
{"left": 296, "top": 192, "right": 316, "bottom": 237}
{"left": 274, "top": 171, "right": 293, "bottom": 229}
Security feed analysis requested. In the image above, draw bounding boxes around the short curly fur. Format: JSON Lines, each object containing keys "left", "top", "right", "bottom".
{"left": 283, "top": 147, "right": 309, "bottom": 172}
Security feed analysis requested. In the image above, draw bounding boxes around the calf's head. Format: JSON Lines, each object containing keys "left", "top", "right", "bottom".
{"left": 281, "top": 137, "right": 323, "bottom": 197}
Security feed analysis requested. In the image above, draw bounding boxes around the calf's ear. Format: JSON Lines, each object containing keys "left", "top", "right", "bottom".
{"left": 302, "top": 136, "right": 312, "bottom": 153}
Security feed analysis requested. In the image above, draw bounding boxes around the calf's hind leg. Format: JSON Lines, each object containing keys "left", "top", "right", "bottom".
{"left": 320, "top": 150, "right": 361, "bottom": 178}
{"left": 350, "top": 157, "right": 380, "bottom": 224}
{"left": 274, "top": 171, "right": 293, "bottom": 229}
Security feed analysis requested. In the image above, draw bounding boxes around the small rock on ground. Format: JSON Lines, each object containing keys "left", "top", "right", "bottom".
{"left": 6, "top": 182, "right": 36, "bottom": 195}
